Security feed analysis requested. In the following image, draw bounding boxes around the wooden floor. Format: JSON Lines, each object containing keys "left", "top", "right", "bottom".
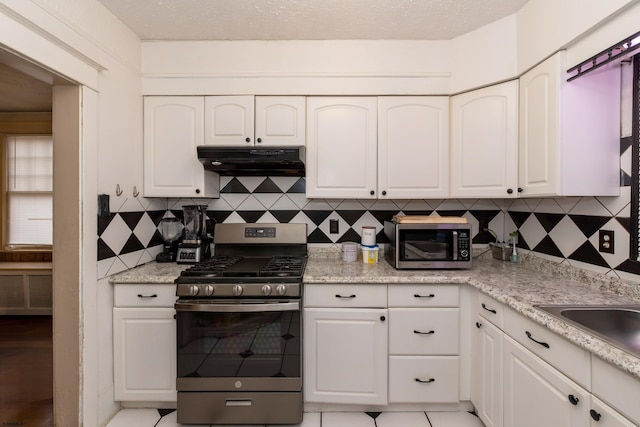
{"left": 0, "top": 316, "right": 53, "bottom": 427}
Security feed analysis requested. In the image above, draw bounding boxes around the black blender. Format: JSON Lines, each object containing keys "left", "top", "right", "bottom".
{"left": 176, "top": 205, "right": 212, "bottom": 263}
{"left": 155, "top": 217, "right": 183, "bottom": 263}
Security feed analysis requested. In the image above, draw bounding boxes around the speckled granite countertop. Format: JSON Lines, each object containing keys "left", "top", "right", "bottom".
{"left": 110, "top": 248, "right": 640, "bottom": 380}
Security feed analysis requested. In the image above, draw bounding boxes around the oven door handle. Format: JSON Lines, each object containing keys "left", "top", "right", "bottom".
{"left": 174, "top": 301, "right": 300, "bottom": 312}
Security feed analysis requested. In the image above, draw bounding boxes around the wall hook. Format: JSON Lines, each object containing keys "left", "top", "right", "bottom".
{"left": 132, "top": 186, "right": 139, "bottom": 198}
{"left": 115, "top": 184, "right": 123, "bottom": 196}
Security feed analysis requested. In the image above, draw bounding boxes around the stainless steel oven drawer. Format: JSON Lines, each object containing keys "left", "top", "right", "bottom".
{"left": 177, "top": 391, "right": 302, "bottom": 425}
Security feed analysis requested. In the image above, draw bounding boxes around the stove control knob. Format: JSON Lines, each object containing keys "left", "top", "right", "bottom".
{"left": 188, "top": 285, "right": 199, "bottom": 296}
{"left": 233, "top": 285, "right": 244, "bottom": 297}
{"left": 276, "top": 284, "right": 287, "bottom": 296}
{"left": 204, "top": 285, "right": 215, "bottom": 296}
{"left": 261, "top": 285, "right": 273, "bottom": 296}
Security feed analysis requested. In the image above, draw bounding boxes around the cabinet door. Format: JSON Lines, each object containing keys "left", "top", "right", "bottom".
{"left": 143, "top": 96, "right": 215, "bottom": 198}
{"left": 113, "top": 308, "right": 176, "bottom": 402}
{"left": 503, "top": 336, "right": 589, "bottom": 427}
{"left": 590, "top": 396, "right": 638, "bottom": 427}
{"left": 204, "top": 95, "right": 254, "bottom": 146}
{"left": 450, "top": 81, "right": 518, "bottom": 198}
{"left": 471, "top": 317, "right": 503, "bottom": 427}
{"left": 518, "top": 52, "right": 562, "bottom": 197}
{"left": 306, "top": 97, "right": 378, "bottom": 198}
{"left": 254, "top": 96, "right": 305, "bottom": 146}
{"left": 303, "top": 307, "right": 387, "bottom": 404}
{"left": 378, "top": 97, "right": 449, "bottom": 198}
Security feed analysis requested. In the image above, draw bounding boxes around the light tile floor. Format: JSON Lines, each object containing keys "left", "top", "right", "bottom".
{"left": 107, "top": 409, "right": 484, "bottom": 427}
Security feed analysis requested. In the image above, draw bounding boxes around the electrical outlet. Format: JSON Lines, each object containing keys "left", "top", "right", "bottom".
{"left": 598, "top": 230, "right": 614, "bottom": 254}
{"left": 329, "top": 219, "right": 339, "bottom": 234}
{"left": 98, "top": 194, "right": 110, "bottom": 218}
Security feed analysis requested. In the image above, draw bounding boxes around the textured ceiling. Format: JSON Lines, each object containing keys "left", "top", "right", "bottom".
{"left": 97, "top": 0, "right": 529, "bottom": 41}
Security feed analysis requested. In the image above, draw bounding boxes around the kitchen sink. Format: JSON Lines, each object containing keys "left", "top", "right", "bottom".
{"left": 535, "top": 304, "right": 640, "bottom": 358}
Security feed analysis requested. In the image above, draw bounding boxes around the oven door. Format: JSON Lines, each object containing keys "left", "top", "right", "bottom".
{"left": 174, "top": 299, "right": 301, "bottom": 393}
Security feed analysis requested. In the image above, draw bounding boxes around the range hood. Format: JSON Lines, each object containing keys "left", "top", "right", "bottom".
{"left": 197, "top": 146, "right": 305, "bottom": 176}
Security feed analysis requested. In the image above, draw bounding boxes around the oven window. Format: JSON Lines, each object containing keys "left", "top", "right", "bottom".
{"left": 177, "top": 310, "right": 300, "bottom": 379}
{"left": 399, "top": 230, "right": 451, "bottom": 261}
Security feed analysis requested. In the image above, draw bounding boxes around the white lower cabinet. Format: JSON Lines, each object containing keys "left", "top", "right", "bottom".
{"left": 503, "top": 335, "right": 590, "bottom": 427}
{"left": 389, "top": 356, "right": 459, "bottom": 403}
{"left": 303, "top": 307, "right": 388, "bottom": 404}
{"left": 472, "top": 315, "right": 503, "bottom": 427}
{"left": 113, "top": 284, "right": 177, "bottom": 402}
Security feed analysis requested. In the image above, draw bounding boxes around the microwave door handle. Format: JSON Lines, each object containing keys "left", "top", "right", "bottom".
{"left": 452, "top": 231, "right": 458, "bottom": 260}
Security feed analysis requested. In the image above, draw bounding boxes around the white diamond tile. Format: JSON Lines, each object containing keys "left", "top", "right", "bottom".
{"left": 488, "top": 212, "right": 506, "bottom": 242}
{"left": 508, "top": 199, "right": 531, "bottom": 212}
{"left": 290, "top": 212, "right": 316, "bottom": 235}
{"left": 269, "top": 176, "right": 300, "bottom": 193}
{"left": 424, "top": 199, "right": 445, "bottom": 210}
{"left": 434, "top": 199, "right": 466, "bottom": 210}
{"left": 139, "top": 197, "right": 167, "bottom": 211}
{"left": 534, "top": 199, "right": 564, "bottom": 214}
{"left": 568, "top": 197, "right": 612, "bottom": 216}
{"left": 271, "top": 194, "right": 302, "bottom": 210}
{"left": 106, "top": 409, "right": 160, "bottom": 427}
{"left": 353, "top": 211, "right": 383, "bottom": 239}
{"left": 303, "top": 199, "right": 334, "bottom": 210}
{"left": 390, "top": 199, "right": 411, "bottom": 209}
{"left": 470, "top": 199, "right": 501, "bottom": 210}
{"left": 358, "top": 199, "right": 377, "bottom": 209}
{"left": 100, "top": 215, "right": 130, "bottom": 256}
{"left": 322, "top": 412, "right": 375, "bottom": 427}
{"left": 133, "top": 213, "right": 157, "bottom": 247}
{"left": 368, "top": 199, "right": 403, "bottom": 210}
{"left": 253, "top": 193, "right": 282, "bottom": 209}
{"left": 236, "top": 194, "right": 268, "bottom": 210}
{"left": 376, "top": 412, "right": 430, "bottom": 427}
{"left": 110, "top": 194, "right": 126, "bottom": 213}
{"left": 236, "top": 176, "right": 268, "bottom": 192}
{"left": 221, "top": 211, "right": 247, "bottom": 223}
{"left": 119, "top": 250, "right": 145, "bottom": 269}
{"left": 220, "top": 193, "right": 250, "bottom": 210}
{"left": 597, "top": 187, "right": 630, "bottom": 217}
{"left": 140, "top": 248, "right": 158, "bottom": 264}
{"left": 621, "top": 143, "right": 632, "bottom": 175}
{"left": 119, "top": 197, "right": 145, "bottom": 213}
{"left": 206, "top": 197, "right": 235, "bottom": 211}
{"left": 554, "top": 197, "right": 581, "bottom": 213}
{"left": 269, "top": 412, "right": 321, "bottom": 427}
{"left": 287, "top": 193, "right": 309, "bottom": 210}
{"left": 427, "top": 411, "right": 484, "bottom": 427}
{"left": 319, "top": 212, "right": 350, "bottom": 243}
{"left": 169, "top": 198, "right": 197, "bottom": 210}
{"left": 519, "top": 213, "right": 546, "bottom": 250}
{"left": 400, "top": 200, "right": 433, "bottom": 211}
{"left": 530, "top": 251, "right": 566, "bottom": 263}
{"left": 257, "top": 211, "right": 279, "bottom": 223}
{"left": 458, "top": 199, "right": 478, "bottom": 209}
{"left": 548, "top": 216, "right": 585, "bottom": 258}
{"left": 335, "top": 200, "right": 367, "bottom": 210}
{"left": 325, "top": 199, "right": 344, "bottom": 209}
{"left": 97, "top": 257, "right": 115, "bottom": 280}
{"left": 220, "top": 175, "right": 234, "bottom": 188}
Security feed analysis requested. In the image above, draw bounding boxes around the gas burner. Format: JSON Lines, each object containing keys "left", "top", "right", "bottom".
{"left": 260, "top": 256, "right": 305, "bottom": 277}
{"left": 179, "top": 256, "right": 243, "bottom": 277}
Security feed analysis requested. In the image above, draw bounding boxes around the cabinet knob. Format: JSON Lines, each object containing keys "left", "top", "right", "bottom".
{"left": 475, "top": 322, "right": 482, "bottom": 329}
{"left": 245, "top": 137, "right": 251, "bottom": 143}
{"left": 568, "top": 394, "right": 579, "bottom": 406}
{"left": 380, "top": 315, "right": 386, "bottom": 321}
{"left": 370, "top": 190, "right": 375, "bottom": 196}
{"left": 195, "top": 188, "right": 201, "bottom": 194}
{"left": 518, "top": 187, "right": 523, "bottom": 193}
{"left": 507, "top": 188, "right": 513, "bottom": 194}
{"left": 382, "top": 191, "right": 387, "bottom": 196}
{"left": 590, "top": 409, "right": 601, "bottom": 421}
{"left": 256, "top": 138, "right": 262, "bottom": 143}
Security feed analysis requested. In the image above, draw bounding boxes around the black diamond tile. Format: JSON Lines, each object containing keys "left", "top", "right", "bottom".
{"left": 534, "top": 213, "right": 565, "bottom": 233}
{"left": 569, "top": 241, "right": 609, "bottom": 268}
{"left": 369, "top": 210, "right": 398, "bottom": 225}
{"left": 469, "top": 210, "right": 500, "bottom": 230}
{"left": 336, "top": 210, "right": 365, "bottom": 226}
{"left": 616, "top": 216, "right": 631, "bottom": 233}
{"left": 286, "top": 178, "right": 306, "bottom": 193}
{"left": 473, "top": 229, "right": 496, "bottom": 244}
{"left": 365, "top": 412, "right": 382, "bottom": 420}
{"left": 509, "top": 211, "right": 532, "bottom": 228}
{"left": 434, "top": 209, "right": 467, "bottom": 218}
{"left": 222, "top": 177, "right": 250, "bottom": 193}
{"left": 270, "top": 210, "right": 299, "bottom": 223}
{"left": 337, "top": 228, "right": 361, "bottom": 243}
{"left": 403, "top": 210, "right": 433, "bottom": 216}
{"left": 615, "top": 259, "right": 640, "bottom": 275}
{"left": 307, "top": 228, "right": 332, "bottom": 244}
{"left": 239, "top": 349, "right": 254, "bottom": 358}
{"left": 568, "top": 215, "right": 611, "bottom": 238}
{"left": 254, "top": 178, "right": 283, "bottom": 193}
{"left": 119, "top": 211, "right": 145, "bottom": 231}
{"left": 303, "top": 210, "right": 332, "bottom": 226}
{"left": 209, "top": 211, "right": 233, "bottom": 224}
{"left": 170, "top": 209, "right": 184, "bottom": 221}
{"left": 621, "top": 170, "right": 632, "bottom": 187}
{"left": 148, "top": 230, "right": 165, "bottom": 247}
{"left": 518, "top": 234, "right": 530, "bottom": 251}
{"left": 377, "top": 230, "right": 389, "bottom": 244}
{"left": 120, "top": 234, "right": 145, "bottom": 255}
{"left": 620, "top": 136, "right": 633, "bottom": 154}
{"left": 97, "top": 213, "right": 115, "bottom": 236}
{"left": 533, "top": 235, "right": 564, "bottom": 258}
{"left": 157, "top": 409, "right": 175, "bottom": 418}
{"left": 97, "top": 238, "right": 116, "bottom": 261}
{"left": 147, "top": 210, "right": 167, "bottom": 226}
{"left": 237, "top": 211, "right": 265, "bottom": 223}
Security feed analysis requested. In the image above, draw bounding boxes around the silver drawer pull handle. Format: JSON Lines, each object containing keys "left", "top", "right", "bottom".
{"left": 414, "top": 293, "right": 435, "bottom": 298}
{"left": 226, "top": 399, "right": 252, "bottom": 407}
{"left": 413, "top": 329, "right": 435, "bottom": 335}
{"left": 415, "top": 378, "right": 435, "bottom": 383}
{"left": 335, "top": 294, "right": 356, "bottom": 299}
{"left": 137, "top": 294, "right": 158, "bottom": 298}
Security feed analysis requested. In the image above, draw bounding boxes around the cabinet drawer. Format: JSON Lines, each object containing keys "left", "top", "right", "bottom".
{"left": 478, "top": 293, "right": 503, "bottom": 329}
{"left": 592, "top": 357, "right": 640, "bottom": 424}
{"left": 389, "top": 308, "right": 459, "bottom": 355}
{"left": 388, "top": 284, "right": 459, "bottom": 307}
{"left": 389, "top": 356, "right": 459, "bottom": 403}
{"left": 504, "top": 307, "right": 590, "bottom": 389}
{"left": 114, "top": 284, "right": 177, "bottom": 307}
{"left": 304, "top": 284, "right": 386, "bottom": 308}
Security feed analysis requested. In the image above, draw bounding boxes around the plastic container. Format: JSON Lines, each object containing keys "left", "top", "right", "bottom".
{"left": 341, "top": 242, "right": 358, "bottom": 262}
{"left": 361, "top": 244, "right": 379, "bottom": 264}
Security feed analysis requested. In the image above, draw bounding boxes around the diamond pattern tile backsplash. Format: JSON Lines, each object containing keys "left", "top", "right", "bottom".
{"left": 98, "top": 137, "right": 640, "bottom": 283}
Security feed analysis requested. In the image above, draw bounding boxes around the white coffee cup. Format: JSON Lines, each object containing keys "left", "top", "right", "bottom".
{"left": 361, "top": 226, "right": 377, "bottom": 247}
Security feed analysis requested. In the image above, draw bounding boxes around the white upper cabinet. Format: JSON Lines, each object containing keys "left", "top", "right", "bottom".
{"left": 143, "top": 96, "right": 219, "bottom": 198}
{"left": 306, "top": 97, "right": 378, "bottom": 199}
{"left": 518, "top": 51, "right": 620, "bottom": 197}
{"left": 378, "top": 97, "right": 449, "bottom": 199}
{"left": 204, "top": 96, "right": 305, "bottom": 146}
{"left": 450, "top": 81, "right": 518, "bottom": 198}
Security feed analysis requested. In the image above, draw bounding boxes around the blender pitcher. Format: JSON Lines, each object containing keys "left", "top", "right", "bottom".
{"left": 177, "top": 205, "right": 211, "bottom": 263}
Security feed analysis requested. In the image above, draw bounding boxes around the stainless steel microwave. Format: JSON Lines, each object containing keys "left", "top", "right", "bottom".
{"left": 384, "top": 221, "right": 472, "bottom": 269}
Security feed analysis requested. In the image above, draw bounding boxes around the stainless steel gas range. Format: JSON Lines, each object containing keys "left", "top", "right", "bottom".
{"left": 174, "top": 222, "right": 307, "bottom": 425}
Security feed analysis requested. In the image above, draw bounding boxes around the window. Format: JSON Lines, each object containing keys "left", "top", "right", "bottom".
{"left": 4, "top": 134, "right": 53, "bottom": 249}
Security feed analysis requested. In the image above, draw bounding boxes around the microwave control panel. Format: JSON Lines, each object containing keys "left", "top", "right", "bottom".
{"left": 457, "top": 231, "right": 471, "bottom": 260}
